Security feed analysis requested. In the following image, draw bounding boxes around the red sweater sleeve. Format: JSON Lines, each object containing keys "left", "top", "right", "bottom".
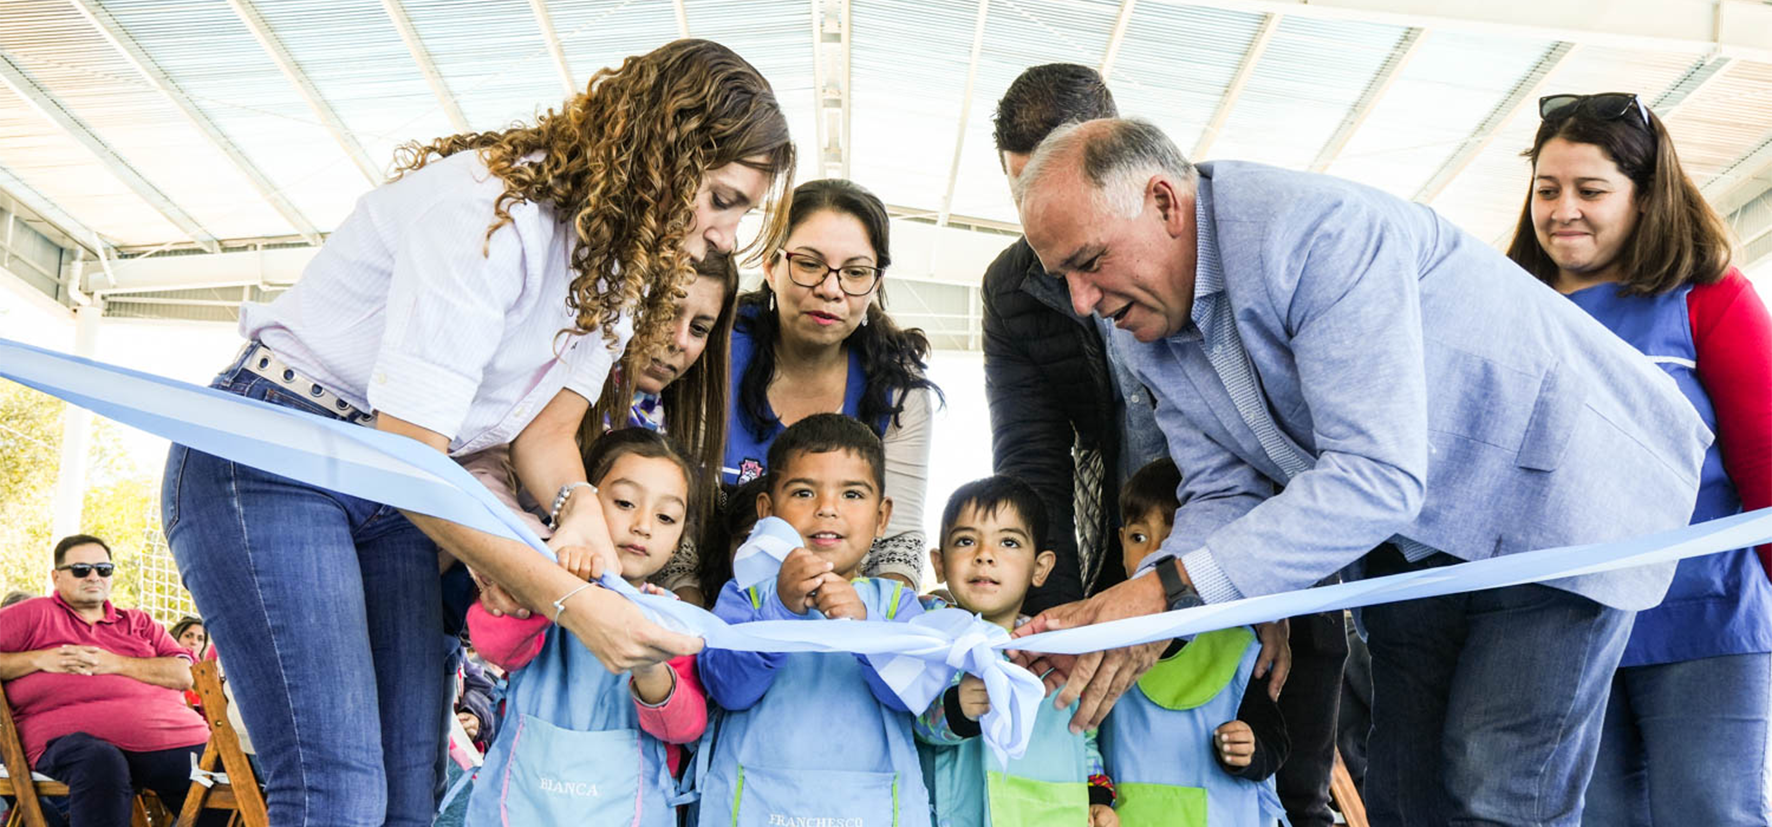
{"left": 632, "top": 654, "right": 707, "bottom": 746}
{"left": 1689, "top": 269, "right": 1772, "bottom": 577}
{"left": 465, "top": 602, "right": 550, "bottom": 671}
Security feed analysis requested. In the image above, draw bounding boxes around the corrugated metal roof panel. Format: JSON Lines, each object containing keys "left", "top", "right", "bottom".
{"left": 1664, "top": 59, "right": 1772, "bottom": 186}
{"left": 849, "top": 0, "right": 980, "bottom": 210}
{"left": 1208, "top": 16, "right": 1414, "bottom": 170}
{"left": 1327, "top": 30, "right": 1554, "bottom": 202}
{"left": 1109, "top": 2, "right": 1267, "bottom": 158}
{"left": 944, "top": 0, "right": 1122, "bottom": 225}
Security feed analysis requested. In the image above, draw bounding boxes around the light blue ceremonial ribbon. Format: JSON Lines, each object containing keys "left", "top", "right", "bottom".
{"left": 5, "top": 335, "right": 1772, "bottom": 760}
{"left": 729, "top": 518, "right": 1046, "bottom": 763}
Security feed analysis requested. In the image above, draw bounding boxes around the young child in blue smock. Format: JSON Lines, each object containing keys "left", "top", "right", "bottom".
{"left": 697, "top": 413, "right": 932, "bottom": 827}
{"left": 462, "top": 429, "right": 708, "bottom": 826}
{"left": 914, "top": 475, "right": 1120, "bottom": 826}
{"left": 1103, "top": 458, "right": 1289, "bottom": 826}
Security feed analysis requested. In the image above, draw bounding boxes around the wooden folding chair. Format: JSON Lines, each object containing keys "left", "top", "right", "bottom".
{"left": 176, "top": 660, "right": 268, "bottom": 827}
{"left": 1329, "top": 745, "right": 1369, "bottom": 827}
{"left": 3, "top": 679, "right": 182, "bottom": 827}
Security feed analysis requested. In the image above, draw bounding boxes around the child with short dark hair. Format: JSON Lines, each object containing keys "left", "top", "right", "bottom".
{"left": 1102, "top": 458, "right": 1289, "bottom": 825}
{"left": 916, "top": 475, "right": 1120, "bottom": 826}
{"left": 698, "top": 476, "right": 768, "bottom": 604}
{"left": 697, "top": 413, "right": 931, "bottom": 826}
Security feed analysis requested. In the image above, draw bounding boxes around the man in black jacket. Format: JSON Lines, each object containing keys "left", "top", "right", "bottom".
{"left": 983, "top": 64, "right": 1136, "bottom": 616}
{"left": 982, "top": 64, "right": 1347, "bottom": 827}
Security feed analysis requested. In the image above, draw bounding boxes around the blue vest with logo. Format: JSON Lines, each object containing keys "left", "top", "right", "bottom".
{"left": 1100, "top": 627, "right": 1286, "bottom": 827}
{"left": 1566, "top": 283, "right": 1772, "bottom": 667}
{"left": 919, "top": 674, "right": 1094, "bottom": 827}
{"left": 696, "top": 578, "right": 933, "bottom": 827}
{"left": 464, "top": 625, "right": 680, "bottom": 826}
{"left": 723, "top": 308, "right": 878, "bottom": 486}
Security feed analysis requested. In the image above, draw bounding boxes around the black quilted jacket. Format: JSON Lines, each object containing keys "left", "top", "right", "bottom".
{"left": 981, "top": 237, "right": 1127, "bottom": 615}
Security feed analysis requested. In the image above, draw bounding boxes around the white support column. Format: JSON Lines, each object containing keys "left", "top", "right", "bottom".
{"left": 50, "top": 302, "right": 102, "bottom": 547}
{"left": 936, "top": 0, "right": 991, "bottom": 228}
{"left": 529, "top": 0, "right": 577, "bottom": 97}
{"left": 811, "top": 0, "right": 852, "bottom": 180}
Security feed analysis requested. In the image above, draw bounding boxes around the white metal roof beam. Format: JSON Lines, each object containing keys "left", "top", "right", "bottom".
{"left": 1705, "top": 133, "right": 1772, "bottom": 217}
{"left": 528, "top": 0, "right": 576, "bottom": 97}
{"left": 1173, "top": 0, "right": 1772, "bottom": 63}
{"left": 1414, "top": 41, "right": 1577, "bottom": 204}
{"left": 674, "top": 0, "right": 690, "bottom": 37}
{"left": 1192, "top": 13, "right": 1280, "bottom": 161}
{"left": 937, "top": 0, "right": 991, "bottom": 228}
{"left": 0, "top": 51, "right": 221, "bottom": 254}
{"left": 1098, "top": 0, "right": 1138, "bottom": 81}
{"left": 1310, "top": 27, "right": 1424, "bottom": 172}
{"left": 380, "top": 0, "right": 470, "bottom": 133}
{"left": 69, "top": 0, "right": 322, "bottom": 247}
{"left": 1732, "top": 188, "right": 1772, "bottom": 271}
{"left": 0, "top": 167, "right": 105, "bottom": 259}
{"left": 1649, "top": 52, "right": 1733, "bottom": 118}
{"left": 226, "top": 0, "right": 382, "bottom": 186}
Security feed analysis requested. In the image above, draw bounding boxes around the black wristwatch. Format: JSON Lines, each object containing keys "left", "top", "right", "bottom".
{"left": 1153, "top": 555, "right": 1205, "bottom": 612}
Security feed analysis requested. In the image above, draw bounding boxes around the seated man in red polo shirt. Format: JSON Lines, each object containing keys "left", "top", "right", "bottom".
{"left": 0, "top": 534, "right": 221, "bottom": 827}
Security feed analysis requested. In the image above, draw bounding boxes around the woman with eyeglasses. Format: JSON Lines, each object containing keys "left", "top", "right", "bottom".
{"left": 1507, "top": 92, "right": 1772, "bottom": 826}
{"left": 160, "top": 39, "right": 796, "bottom": 827}
{"left": 724, "top": 178, "right": 943, "bottom": 588}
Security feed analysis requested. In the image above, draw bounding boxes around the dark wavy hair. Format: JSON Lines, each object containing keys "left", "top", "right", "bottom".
{"left": 1506, "top": 97, "right": 1732, "bottom": 296}
{"left": 993, "top": 63, "right": 1118, "bottom": 164}
{"left": 735, "top": 179, "right": 943, "bottom": 441}
{"left": 939, "top": 475, "right": 1048, "bottom": 550}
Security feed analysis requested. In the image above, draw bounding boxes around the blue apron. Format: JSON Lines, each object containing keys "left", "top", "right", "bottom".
{"left": 697, "top": 579, "right": 933, "bottom": 827}
{"left": 464, "top": 625, "right": 680, "bottom": 826}
{"left": 1566, "top": 283, "right": 1772, "bottom": 667}
{"left": 920, "top": 676, "right": 1094, "bottom": 827}
{"left": 1101, "top": 627, "right": 1286, "bottom": 827}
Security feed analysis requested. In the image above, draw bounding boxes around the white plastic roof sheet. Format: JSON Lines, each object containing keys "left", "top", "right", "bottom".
{"left": 1, "top": 0, "right": 1770, "bottom": 261}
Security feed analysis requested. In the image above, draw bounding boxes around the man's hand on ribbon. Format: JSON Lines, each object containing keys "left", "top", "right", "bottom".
{"left": 1252, "top": 619, "right": 1291, "bottom": 701}
{"left": 1011, "top": 569, "right": 1170, "bottom": 733}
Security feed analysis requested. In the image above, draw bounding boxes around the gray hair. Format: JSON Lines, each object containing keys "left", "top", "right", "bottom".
{"left": 1014, "top": 118, "right": 1197, "bottom": 218}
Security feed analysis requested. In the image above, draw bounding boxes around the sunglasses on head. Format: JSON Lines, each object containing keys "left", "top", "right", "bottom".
{"left": 56, "top": 562, "right": 115, "bottom": 579}
{"left": 1539, "top": 92, "right": 1650, "bottom": 128}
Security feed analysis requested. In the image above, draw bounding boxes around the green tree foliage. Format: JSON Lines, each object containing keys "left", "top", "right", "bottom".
{"left": 0, "top": 380, "right": 188, "bottom": 619}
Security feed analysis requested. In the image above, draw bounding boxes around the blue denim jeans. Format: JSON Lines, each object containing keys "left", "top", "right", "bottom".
{"left": 160, "top": 360, "right": 447, "bottom": 827}
{"left": 1581, "top": 652, "right": 1771, "bottom": 826}
{"left": 1362, "top": 547, "right": 1634, "bottom": 826}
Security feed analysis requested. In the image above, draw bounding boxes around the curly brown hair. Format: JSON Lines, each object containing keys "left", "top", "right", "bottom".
{"left": 390, "top": 38, "right": 795, "bottom": 359}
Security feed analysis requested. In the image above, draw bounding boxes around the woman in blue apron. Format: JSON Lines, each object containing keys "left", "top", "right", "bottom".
{"left": 1508, "top": 92, "right": 1772, "bottom": 827}
{"left": 723, "top": 179, "right": 944, "bottom": 589}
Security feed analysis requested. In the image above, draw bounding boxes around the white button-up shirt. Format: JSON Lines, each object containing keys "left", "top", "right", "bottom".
{"left": 241, "top": 151, "right": 629, "bottom": 456}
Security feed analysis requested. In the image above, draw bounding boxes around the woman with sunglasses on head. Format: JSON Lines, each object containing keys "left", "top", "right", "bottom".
{"left": 725, "top": 178, "right": 943, "bottom": 588}
{"left": 1507, "top": 91, "right": 1772, "bottom": 827}
{"left": 160, "top": 39, "right": 795, "bottom": 827}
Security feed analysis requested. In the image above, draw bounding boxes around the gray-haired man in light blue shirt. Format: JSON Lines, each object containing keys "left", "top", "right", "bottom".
{"left": 1008, "top": 118, "right": 1709, "bottom": 825}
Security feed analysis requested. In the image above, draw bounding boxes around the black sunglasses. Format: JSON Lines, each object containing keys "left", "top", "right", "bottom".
{"left": 1539, "top": 92, "right": 1650, "bottom": 128}
{"left": 56, "top": 562, "right": 115, "bottom": 579}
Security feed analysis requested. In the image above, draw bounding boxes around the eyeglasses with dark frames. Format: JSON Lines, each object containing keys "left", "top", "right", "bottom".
{"left": 1539, "top": 93, "right": 1650, "bottom": 128}
{"left": 782, "top": 251, "right": 882, "bottom": 296}
{"left": 56, "top": 562, "right": 115, "bottom": 579}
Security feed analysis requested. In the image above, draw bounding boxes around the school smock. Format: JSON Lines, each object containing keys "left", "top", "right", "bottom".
{"left": 912, "top": 604, "right": 1113, "bottom": 827}
{"left": 1565, "top": 273, "right": 1772, "bottom": 667}
{"left": 696, "top": 577, "right": 933, "bottom": 827}
{"left": 1100, "top": 627, "right": 1286, "bottom": 827}
{"left": 462, "top": 603, "right": 705, "bottom": 826}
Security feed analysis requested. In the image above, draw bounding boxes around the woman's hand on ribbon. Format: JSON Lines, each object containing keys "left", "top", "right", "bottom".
{"left": 1010, "top": 570, "right": 1169, "bottom": 733}
{"left": 556, "top": 583, "right": 704, "bottom": 673}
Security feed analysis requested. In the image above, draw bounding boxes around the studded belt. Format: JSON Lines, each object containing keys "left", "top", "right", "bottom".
{"left": 236, "top": 341, "right": 375, "bottom": 426}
